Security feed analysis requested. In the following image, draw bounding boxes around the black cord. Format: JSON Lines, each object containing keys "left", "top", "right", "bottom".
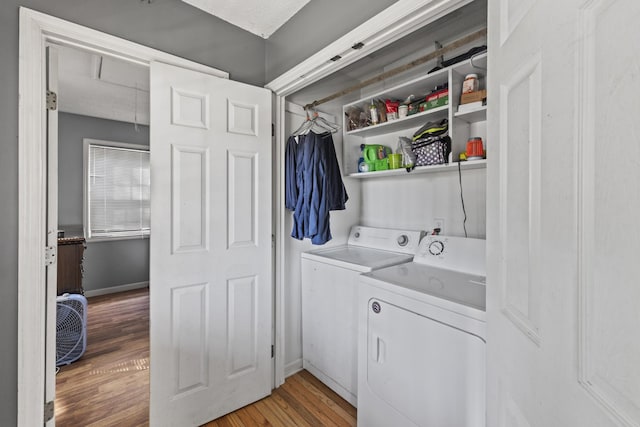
{"left": 458, "top": 161, "right": 468, "bottom": 237}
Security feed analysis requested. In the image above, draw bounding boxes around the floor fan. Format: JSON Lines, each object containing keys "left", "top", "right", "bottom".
{"left": 56, "top": 293, "right": 87, "bottom": 366}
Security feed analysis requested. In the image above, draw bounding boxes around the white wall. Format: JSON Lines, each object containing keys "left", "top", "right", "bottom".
{"left": 360, "top": 169, "right": 486, "bottom": 238}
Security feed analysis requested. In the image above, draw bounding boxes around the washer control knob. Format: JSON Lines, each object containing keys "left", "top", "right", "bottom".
{"left": 428, "top": 240, "right": 445, "bottom": 255}
{"left": 354, "top": 232, "right": 360, "bottom": 239}
{"left": 371, "top": 301, "right": 381, "bottom": 314}
{"left": 397, "top": 234, "right": 409, "bottom": 247}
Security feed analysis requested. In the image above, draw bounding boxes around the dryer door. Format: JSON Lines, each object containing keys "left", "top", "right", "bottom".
{"left": 364, "top": 299, "right": 486, "bottom": 427}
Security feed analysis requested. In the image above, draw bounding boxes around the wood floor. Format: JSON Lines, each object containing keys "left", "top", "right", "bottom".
{"left": 202, "top": 370, "right": 356, "bottom": 427}
{"left": 56, "top": 288, "right": 356, "bottom": 426}
{"left": 56, "top": 288, "right": 150, "bottom": 426}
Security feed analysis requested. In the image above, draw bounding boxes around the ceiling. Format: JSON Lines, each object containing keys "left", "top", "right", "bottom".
{"left": 56, "top": 43, "right": 150, "bottom": 125}
{"left": 181, "top": 0, "right": 310, "bottom": 39}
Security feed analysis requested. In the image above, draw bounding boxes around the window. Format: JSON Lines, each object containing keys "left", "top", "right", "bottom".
{"left": 84, "top": 139, "right": 150, "bottom": 240}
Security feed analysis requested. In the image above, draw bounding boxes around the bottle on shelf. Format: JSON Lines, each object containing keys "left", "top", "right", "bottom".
{"left": 369, "top": 100, "right": 378, "bottom": 125}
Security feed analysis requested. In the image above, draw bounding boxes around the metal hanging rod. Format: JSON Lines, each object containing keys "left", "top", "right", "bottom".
{"left": 303, "top": 28, "right": 487, "bottom": 111}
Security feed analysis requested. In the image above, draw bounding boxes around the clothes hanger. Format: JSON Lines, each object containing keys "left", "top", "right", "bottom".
{"left": 291, "top": 108, "right": 341, "bottom": 136}
{"left": 291, "top": 109, "right": 314, "bottom": 136}
{"left": 310, "top": 109, "right": 340, "bottom": 133}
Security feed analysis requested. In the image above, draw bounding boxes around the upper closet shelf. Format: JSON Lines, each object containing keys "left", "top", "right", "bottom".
{"left": 346, "top": 105, "right": 448, "bottom": 137}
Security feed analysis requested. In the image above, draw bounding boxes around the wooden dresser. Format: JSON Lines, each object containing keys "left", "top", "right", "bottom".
{"left": 57, "top": 236, "right": 86, "bottom": 295}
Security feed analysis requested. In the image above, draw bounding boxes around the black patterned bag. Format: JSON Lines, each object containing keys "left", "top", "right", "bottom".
{"left": 412, "top": 135, "right": 452, "bottom": 166}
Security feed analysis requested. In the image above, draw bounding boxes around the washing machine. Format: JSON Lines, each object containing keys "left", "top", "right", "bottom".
{"left": 301, "top": 226, "right": 424, "bottom": 406}
{"left": 358, "top": 235, "right": 486, "bottom": 427}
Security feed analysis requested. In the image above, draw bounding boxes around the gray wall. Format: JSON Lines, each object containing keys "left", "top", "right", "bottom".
{"left": 59, "top": 113, "right": 150, "bottom": 226}
{"left": 0, "top": 1, "right": 265, "bottom": 423}
{"left": 59, "top": 112, "right": 150, "bottom": 292}
{"left": 265, "top": 0, "right": 397, "bottom": 82}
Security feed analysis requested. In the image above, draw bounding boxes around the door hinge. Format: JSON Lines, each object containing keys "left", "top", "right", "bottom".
{"left": 45, "top": 245, "right": 57, "bottom": 266}
{"left": 44, "top": 400, "right": 54, "bottom": 423}
{"left": 271, "top": 344, "right": 274, "bottom": 358}
{"left": 46, "top": 90, "right": 57, "bottom": 111}
{"left": 271, "top": 123, "right": 275, "bottom": 137}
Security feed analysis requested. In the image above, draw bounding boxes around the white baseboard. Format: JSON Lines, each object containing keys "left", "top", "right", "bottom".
{"left": 84, "top": 281, "right": 149, "bottom": 297}
{"left": 285, "top": 358, "right": 303, "bottom": 378}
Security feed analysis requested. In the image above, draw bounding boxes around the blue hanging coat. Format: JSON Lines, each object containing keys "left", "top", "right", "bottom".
{"left": 285, "top": 132, "right": 348, "bottom": 245}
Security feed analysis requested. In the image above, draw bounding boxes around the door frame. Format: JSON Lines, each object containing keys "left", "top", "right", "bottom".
{"left": 265, "top": 0, "right": 477, "bottom": 387}
{"left": 17, "top": 8, "right": 228, "bottom": 426}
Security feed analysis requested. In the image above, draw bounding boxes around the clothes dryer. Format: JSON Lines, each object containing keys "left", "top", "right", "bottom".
{"left": 358, "top": 235, "right": 486, "bottom": 427}
{"left": 301, "top": 226, "right": 424, "bottom": 406}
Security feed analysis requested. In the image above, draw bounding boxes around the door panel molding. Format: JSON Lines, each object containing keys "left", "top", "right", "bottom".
{"left": 228, "top": 150, "right": 258, "bottom": 249}
{"left": 171, "top": 145, "right": 210, "bottom": 254}
{"left": 171, "top": 282, "right": 210, "bottom": 396}
{"left": 499, "top": 53, "right": 542, "bottom": 346}
{"left": 172, "top": 88, "right": 211, "bottom": 129}
{"left": 227, "top": 100, "right": 258, "bottom": 136}
{"left": 226, "top": 276, "right": 259, "bottom": 378}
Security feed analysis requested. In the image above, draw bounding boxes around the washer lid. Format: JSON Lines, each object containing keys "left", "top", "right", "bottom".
{"left": 361, "top": 262, "right": 486, "bottom": 312}
{"left": 302, "top": 246, "right": 414, "bottom": 272}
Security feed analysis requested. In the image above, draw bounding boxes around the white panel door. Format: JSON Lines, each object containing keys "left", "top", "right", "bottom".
{"left": 149, "top": 61, "right": 272, "bottom": 426}
{"left": 487, "top": 1, "right": 640, "bottom": 426}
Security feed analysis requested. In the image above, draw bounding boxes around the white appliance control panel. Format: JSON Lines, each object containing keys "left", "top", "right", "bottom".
{"left": 414, "top": 235, "right": 486, "bottom": 276}
{"left": 348, "top": 226, "right": 424, "bottom": 254}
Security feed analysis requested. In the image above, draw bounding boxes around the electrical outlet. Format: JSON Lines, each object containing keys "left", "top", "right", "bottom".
{"left": 434, "top": 218, "right": 445, "bottom": 234}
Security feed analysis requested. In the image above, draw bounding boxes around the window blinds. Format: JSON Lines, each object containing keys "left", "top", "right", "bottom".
{"left": 87, "top": 144, "right": 150, "bottom": 238}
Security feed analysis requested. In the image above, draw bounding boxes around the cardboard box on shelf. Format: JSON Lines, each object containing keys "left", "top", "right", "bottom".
{"left": 460, "top": 89, "right": 486, "bottom": 105}
{"left": 426, "top": 88, "right": 449, "bottom": 110}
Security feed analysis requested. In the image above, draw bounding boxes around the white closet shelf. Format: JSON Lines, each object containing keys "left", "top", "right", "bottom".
{"left": 453, "top": 106, "right": 487, "bottom": 123}
{"left": 347, "top": 159, "right": 486, "bottom": 179}
{"left": 346, "top": 105, "right": 448, "bottom": 137}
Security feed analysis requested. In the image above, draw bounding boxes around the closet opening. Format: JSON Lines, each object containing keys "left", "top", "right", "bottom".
{"left": 274, "top": 0, "right": 488, "bottom": 398}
